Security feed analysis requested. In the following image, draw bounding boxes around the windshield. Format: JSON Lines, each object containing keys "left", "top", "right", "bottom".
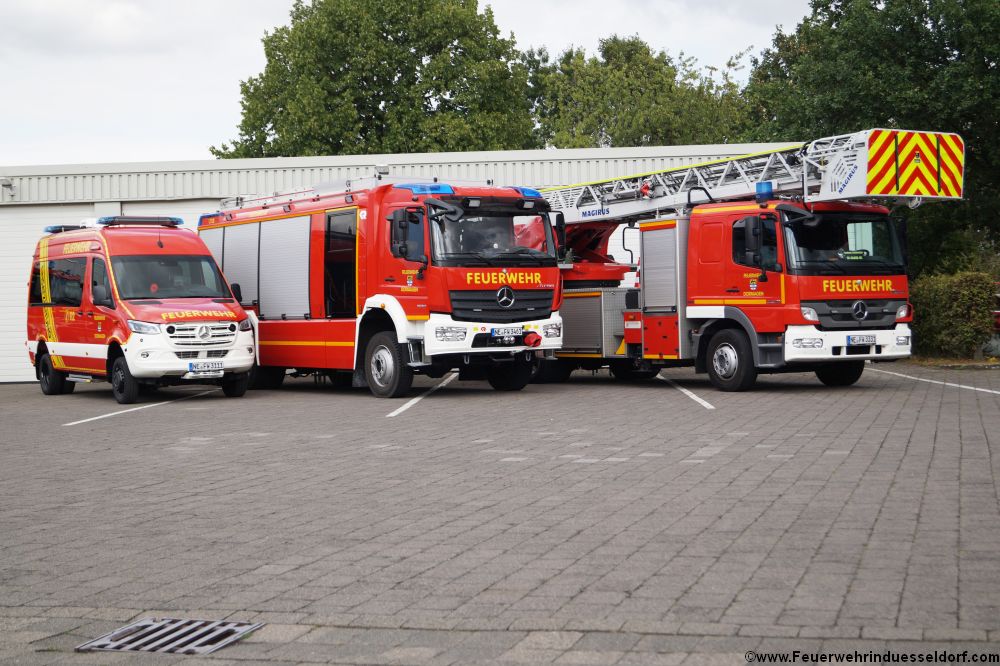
{"left": 430, "top": 211, "right": 557, "bottom": 267}
{"left": 111, "top": 255, "right": 231, "bottom": 300}
{"left": 782, "top": 214, "right": 905, "bottom": 276}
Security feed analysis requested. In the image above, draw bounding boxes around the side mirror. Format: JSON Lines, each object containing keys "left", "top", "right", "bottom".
{"left": 230, "top": 282, "right": 243, "bottom": 303}
{"left": 744, "top": 216, "right": 762, "bottom": 256}
{"left": 92, "top": 284, "right": 113, "bottom": 307}
{"left": 554, "top": 212, "right": 566, "bottom": 248}
{"left": 389, "top": 208, "right": 425, "bottom": 261}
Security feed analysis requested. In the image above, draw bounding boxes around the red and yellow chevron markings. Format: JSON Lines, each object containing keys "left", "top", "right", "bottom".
{"left": 867, "top": 129, "right": 964, "bottom": 198}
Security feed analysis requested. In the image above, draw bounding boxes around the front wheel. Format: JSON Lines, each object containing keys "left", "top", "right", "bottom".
{"left": 38, "top": 353, "right": 74, "bottom": 395}
{"left": 706, "top": 329, "right": 757, "bottom": 392}
{"left": 815, "top": 361, "right": 865, "bottom": 387}
{"left": 111, "top": 356, "right": 140, "bottom": 404}
{"left": 487, "top": 357, "right": 535, "bottom": 391}
{"left": 222, "top": 372, "right": 250, "bottom": 397}
{"left": 365, "top": 331, "right": 413, "bottom": 398}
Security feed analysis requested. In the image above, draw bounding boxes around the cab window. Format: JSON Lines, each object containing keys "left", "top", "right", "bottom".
{"left": 92, "top": 257, "right": 114, "bottom": 308}
{"left": 30, "top": 257, "right": 86, "bottom": 307}
{"left": 733, "top": 217, "right": 778, "bottom": 270}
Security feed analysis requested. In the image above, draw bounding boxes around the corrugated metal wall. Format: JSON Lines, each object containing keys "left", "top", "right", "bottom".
{"left": 0, "top": 143, "right": 797, "bottom": 206}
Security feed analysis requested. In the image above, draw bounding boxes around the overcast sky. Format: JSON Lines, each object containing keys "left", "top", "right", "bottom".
{"left": 0, "top": 0, "right": 810, "bottom": 167}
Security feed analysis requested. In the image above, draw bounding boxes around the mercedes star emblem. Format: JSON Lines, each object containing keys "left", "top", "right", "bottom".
{"left": 197, "top": 325, "right": 212, "bottom": 340}
{"left": 496, "top": 286, "right": 516, "bottom": 309}
{"left": 851, "top": 301, "right": 868, "bottom": 321}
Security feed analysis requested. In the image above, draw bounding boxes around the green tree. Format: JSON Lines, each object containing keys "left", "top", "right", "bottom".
{"left": 744, "top": 0, "right": 1000, "bottom": 276}
{"left": 212, "top": 0, "right": 537, "bottom": 158}
{"left": 533, "top": 36, "right": 749, "bottom": 148}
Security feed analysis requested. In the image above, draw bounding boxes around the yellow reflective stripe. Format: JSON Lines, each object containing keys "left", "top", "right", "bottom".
{"left": 563, "top": 291, "right": 602, "bottom": 298}
{"left": 406, "top": 315, "right": 430, "bottom": 321}
{"left": 693, "top": 298, "right": 768, "bottom": 305}
{"left": 644, "top": 354, "right": 679, "bottom": 359}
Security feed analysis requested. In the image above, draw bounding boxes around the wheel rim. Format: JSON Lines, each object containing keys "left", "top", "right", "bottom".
{"left": 712, "top": 343, "right": 739, "bottom": 379}
{"left": 370, "top": 346, "right": 394, "bottom": 388}
{"left": 40, "top": 359, "right": 52, "bottom": 388}
{"left": 112, "top": 367, "right": 125, "bottom": 394}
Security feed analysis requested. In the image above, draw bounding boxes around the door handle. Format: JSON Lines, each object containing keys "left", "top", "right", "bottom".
{"left": 75, "top": 310, "right": 85, "bottom": 316}
{"left": 85, "top": 311, "right": 94, "bottom": 317}
{"left": 725, "top": 288, "right": 740, "bottom": 293}
{"left": 384, "top": 276, "right": 396, "bottom": 282}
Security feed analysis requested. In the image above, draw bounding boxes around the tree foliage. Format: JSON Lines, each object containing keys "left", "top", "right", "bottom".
{"left": 212, "top": 0, "right": 537, "bottom": 157}
{"left": 744, "top": 0, "right": 1000, "bottom": 276}
{"left": 530, "top": 36, "right": 748, "bottom": 148}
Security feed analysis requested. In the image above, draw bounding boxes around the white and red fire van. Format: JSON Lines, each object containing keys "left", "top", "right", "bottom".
{"left": 26, "top": 216, "right": 256, "bottom": 404}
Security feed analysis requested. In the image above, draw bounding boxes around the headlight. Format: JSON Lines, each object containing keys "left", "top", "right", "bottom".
{"left": 542, "top": 323, "right": 562, "bottom": 338}
{"left": 127, "top": 320, "right": 160, "bottom": 334}
{"left": 435, "top": 326, "right": 467, "bottom": 342}
{"left": 801, "top": 306, "right": 819, "bottom": 322}
{"left": 239, "top": 318, "right": 252, "bottom": 331}
{"left": 896, "top": 304, "right": 910, "bottom": 320}
{"left": 792, "top": 338, "right": 823, "bottom": 348}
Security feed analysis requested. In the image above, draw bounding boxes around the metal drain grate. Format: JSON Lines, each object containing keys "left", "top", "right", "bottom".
{"left": 76, "top": 617, "right": 263, "bottom": 655}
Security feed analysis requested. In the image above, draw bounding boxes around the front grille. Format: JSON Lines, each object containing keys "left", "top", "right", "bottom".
{"left": 803, "top": 299, "right": 905, "bottom": 331}
{"left": 175, "top": 350, "right": 229, "bottom": 359}
{"left": 166, "top": 323, "right": 237, "bottom": 347}
{"left": 450, "top": 289, "right": 553, "bottom": 323}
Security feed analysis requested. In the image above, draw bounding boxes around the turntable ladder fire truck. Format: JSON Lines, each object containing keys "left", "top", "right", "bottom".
{"left": 539, "top": 128, "right": 965, "bottom": 390}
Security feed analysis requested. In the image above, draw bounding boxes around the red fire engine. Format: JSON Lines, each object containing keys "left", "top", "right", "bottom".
{"left": 197, "top": 178, "right": 563, "bottom": 397}
{"left": 26, "top": 217, "right": 256, "bottom": 403}
{"left": 539, "top": 128, "right": 965, "bottom": 390}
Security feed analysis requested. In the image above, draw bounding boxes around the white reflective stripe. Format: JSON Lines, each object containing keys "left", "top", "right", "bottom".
{"left": 27, "top": 340, "right": 39, "bottom": 354}
{"left": 624, "top": 321, "right": 642, "bottom": 329}
{"left": 45, "top": 341, "right": 109, "bottom": 359}
{"left": 687, "top": 306, "right": 725, "bottom": 319}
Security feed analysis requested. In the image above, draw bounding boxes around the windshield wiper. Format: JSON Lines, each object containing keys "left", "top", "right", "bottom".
{"left": 792, "top": 260, "right": 848, "bottom": 274}
{"left": 493, "top": 248, "right": 552, "bottom": 265}
{"left": 440, "top": 252, "right": 496, "bottom": 266}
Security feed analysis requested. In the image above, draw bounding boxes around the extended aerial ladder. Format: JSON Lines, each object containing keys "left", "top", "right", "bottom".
{"left": 542, "top": 128, "right": 965, "bottom": 225}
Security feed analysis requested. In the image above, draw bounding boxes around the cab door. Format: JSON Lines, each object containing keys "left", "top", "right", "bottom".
{"left": 76, "top": 256, "right": 116, "bottom": 375}
{"left": 726, "top": 214, "right": 785, "bottom": 331}
{"left": 43, "top": 254, "right": 90, "bottom": 372}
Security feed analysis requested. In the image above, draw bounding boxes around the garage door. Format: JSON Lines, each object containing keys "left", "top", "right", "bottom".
{"left": 0, "top": 199, "right": 221, "bottom": 383}
{"left": 0, "top": 204, "right": 96, "bottom": 382}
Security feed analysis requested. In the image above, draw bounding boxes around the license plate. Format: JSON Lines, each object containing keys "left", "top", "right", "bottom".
{"left": 491, "top": 326, "right": 523, "bottom": 337}
{"left": 189, "top": 360, "right": 224, "bottom": 372}
{"left": 848, "top": 335, "right": 876, "bottom": 346}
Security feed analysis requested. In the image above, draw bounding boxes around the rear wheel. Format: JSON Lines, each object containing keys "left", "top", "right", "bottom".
{"left": 609, "top": 360, "right": 659, "bottom": 381}
{"left": 815, "top": 361, "right": 865, "bottom": 387}
{"left": 365, "top": 331, "right": 413, "bottom": 398}
{"left": 706, "top": 329, "right": 757, "bottom": 392}
{"left": 38, "top": 353, "right": 74, "bottom": 395}
{"left": 111, "top": 356, "right": 139, "bottom": 404}
{"left": 487, "top": 357, "right": 535, "bottom": 391}
{"left": 249, "top": 363, "right": 286, "bottom": 390}
{"left": 222, "top": 372, "right": 250, "bottom": 397}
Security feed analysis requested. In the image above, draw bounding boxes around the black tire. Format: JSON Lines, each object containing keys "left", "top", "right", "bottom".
{"left": 249, "top": 363, "right": 286, "bottom": 390}
{"left": 533, "top": 359, "right": 575, "bottom": 383}
{"left": 815, "top": 361, "right": 865, "bottom": 387}
{"left": 110, "top": 356, "right": 140, "bottom": 404}
{"left": 706, "top": 329, "right": 757, "bottom": 392}
{"left": 609, "top": 360, "right": 660, "bottom": 381}
{"left": 222, "top": 372, "right": 250, "bottom": 397}
{"left": 487, "top": 357, "right": 535, "bottom": 391}
{"left": 38, "top": 353, "right": 73, "bottom": 395}
{"left": 365, "top": 331, "right": 413, "bottom": 398}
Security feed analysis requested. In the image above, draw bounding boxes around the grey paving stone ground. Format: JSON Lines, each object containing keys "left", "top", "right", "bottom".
{"left": 2, "top": 362, "right": 1000, "bottom": 664}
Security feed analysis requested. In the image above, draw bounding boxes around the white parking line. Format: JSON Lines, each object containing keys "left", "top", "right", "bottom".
{"left": 657, "top": 376, "right": 716, "bottom": 410}
{"left": 869, "top": 368, "right": 1000, "bottom": 396}
{"left": 62, "top": 390, "right": 218, "bottom": 426}
{"left": 385, "top": 373, "right": 457, "bottom": 418}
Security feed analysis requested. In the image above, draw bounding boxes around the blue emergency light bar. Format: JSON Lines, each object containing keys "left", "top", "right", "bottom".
{"left": 394, "top": 183, "right": 455, "bottom": 195}
{"left": 97, "top": 216, "right": 183, "bottom": 227}
{"left": 510, "top": 186, "right": 543, "bottom": 198}
{"left": 44, "top": 225, "right": 88, "bottom": 234}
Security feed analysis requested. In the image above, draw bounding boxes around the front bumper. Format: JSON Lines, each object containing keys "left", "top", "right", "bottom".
{"left": 420, "top": 312, "right": 563, "bottom": 357}
{"left": 784, "top": 324, "right": 912, "bottom": 363}
{"left": 123, "top": 329, "right": 256, "bottom": 379}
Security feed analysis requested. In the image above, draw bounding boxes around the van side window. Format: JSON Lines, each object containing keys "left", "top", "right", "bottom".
{"left": 32, "top": 257, "right": 86, "bottom": 307}
{"left": 92, "top": 257, "right": 113, "bottom": 307}
{"left": 733, "top": 217, "right": 778, "bottom": 270}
